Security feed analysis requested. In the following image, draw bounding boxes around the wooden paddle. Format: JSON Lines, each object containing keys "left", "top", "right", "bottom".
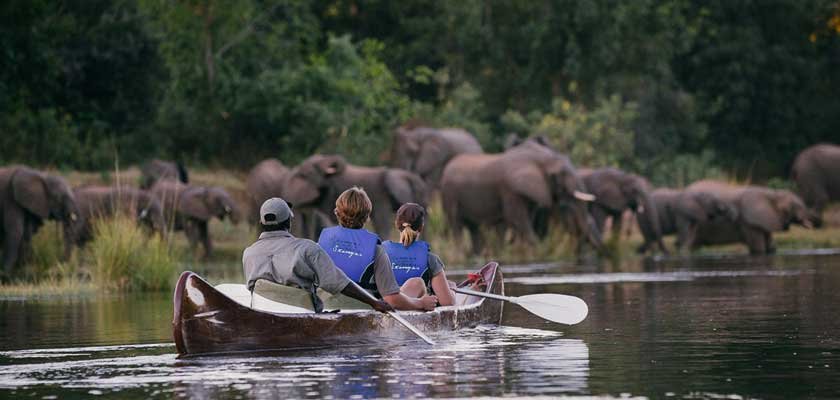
{"left": 453, "top": 287, "right": 589, "bottom": 325}
{"left": 354, "top": 282, "right": 436, "bottom": 345}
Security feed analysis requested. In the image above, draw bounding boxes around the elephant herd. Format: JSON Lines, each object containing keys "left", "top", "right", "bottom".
{"left": 2, "top": 126, "right": 838, "bottom": 279}
{"left": 389, "top": 128, "right": 832, "bottom": 257}
{"left": 0, "top": 161, "right": 241, "bottom": 279}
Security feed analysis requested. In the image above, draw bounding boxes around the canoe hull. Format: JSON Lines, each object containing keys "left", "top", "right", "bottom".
{"left": 173, "top": 262, "right": 504, "bottom": 356}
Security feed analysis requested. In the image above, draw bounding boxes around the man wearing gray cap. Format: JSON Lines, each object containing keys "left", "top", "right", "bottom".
{"left": 242, "top": 197, "right": 393, "bottom": 313}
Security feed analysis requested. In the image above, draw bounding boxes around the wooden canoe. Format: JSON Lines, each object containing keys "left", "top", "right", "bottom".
{"left": 173, "top": 262, "right": 504, "bottom": 356}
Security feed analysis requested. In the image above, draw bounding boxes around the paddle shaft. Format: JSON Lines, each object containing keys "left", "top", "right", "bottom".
{"left": 453, "top": 287, "right": 517, "bottom": 303}
{"left": 352, "top": 282, "right": 436, "bottom": 345}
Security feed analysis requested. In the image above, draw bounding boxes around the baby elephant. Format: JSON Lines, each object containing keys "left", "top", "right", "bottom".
{"left": 638, "top": 188, "right": 738, "bottom": 254}
{"left": 73, "top": 186, "right": 166, "bottom": 245}
{"left": 151, "top": 181, "right": 241, "bottom": 258}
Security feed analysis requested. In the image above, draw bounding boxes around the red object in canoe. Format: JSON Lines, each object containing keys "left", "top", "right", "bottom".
{"left": 173, "top": 262, "right": 504, "bottom": 356}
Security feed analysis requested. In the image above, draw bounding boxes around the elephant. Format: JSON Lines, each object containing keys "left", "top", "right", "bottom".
{"left": 686, "top": 180, "right": 813, "bottom": 255}
{"left": 579, "top": 167, "right": 668, "bottom": 254}
{"left": 439, "top": 140, "right": 602, "bottom": 256}
{"left": 389, "top": 125, "right": 483, "bottom": 189}
{"left": 140, "top": 159, "right": 189, "bottom": 189}
{"left": 0, "top": 166, "right": 79, "bottom": 276}
{"left": 73, "top": 186, "right": 166, "bottom": 245}
{"left": 245, "top": 158, "right": 330, "bottom": 238}
{"left": 246, "top": 158, "right": 291, "bottom": 225}
{"left": 281, "top": 154, "right": 428, "bottom": 239}
{"left": 151, "top": 181, "right": 241, "bottom": 258}
{"left": 637, "top": 188, "right": 738, "bottom": 254}
{"left": 791, "top": 143, "right": 840, "bottom": 227}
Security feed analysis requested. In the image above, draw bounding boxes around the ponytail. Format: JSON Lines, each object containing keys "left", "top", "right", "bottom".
{"left": 399, "top": 222, "right": 420, "bottom": 246}
{"left": 394, "top": 203, "right": 425, "bottom": 247}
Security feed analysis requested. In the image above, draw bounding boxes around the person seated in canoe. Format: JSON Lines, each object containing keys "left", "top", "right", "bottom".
{"left": 383, "top": 203, "right": 456, "bottom": 306}
{"left": 318, "top": 187, "right": 438, "bottom": 311}
{"left": 242, "top": 197, "right": 393, "bottom": 313}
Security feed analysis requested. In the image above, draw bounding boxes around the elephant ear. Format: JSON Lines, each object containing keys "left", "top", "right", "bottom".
{"left": 505, "top": 163, "right": 552, "bottom": 207}
{"left": 413, "top": 140, "right": 448, "bottom": 177}
{"left": 401, "top": 131, "right": 421, "bottom": 154}
{"left": 12, "top": 168, "right": 50, "bottom": 219}
{"left": 384, "top": 170, "right": 427, "bottom": 207}
{"left": 740, "top": 191, "right": 784, "bottom": 232}
{"left": 178, "top": 187, "right": 213, "bottom": 220}
{"left": 282, "top": 170, "right": 321, "bottom": 206}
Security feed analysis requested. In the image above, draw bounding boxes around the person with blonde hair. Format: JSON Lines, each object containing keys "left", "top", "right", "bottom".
{"left": 318, "top": 187, "right": 438, "bottom": 311}
{"left": 242, "top": 197, "right": 393, "bottom": 313}
{"left": 382, "top": 203, "right": 455, "bottom": 306}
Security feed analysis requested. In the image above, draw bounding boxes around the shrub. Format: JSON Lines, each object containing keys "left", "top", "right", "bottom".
{"left": 25, "top": 222, "right": 70, "bottom": 280}
{"left": 88, "top": 215, "right": 178, "bottom": 291}
{"left": 502, "top": 95, "right": 640, "bottom": 170}
{"left": 647, "top": 150, "right": 726, "bottom": 188}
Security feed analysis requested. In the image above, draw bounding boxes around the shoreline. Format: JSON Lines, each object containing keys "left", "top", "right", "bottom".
{"left": 4, "top": 226, "right": 839, "bottom": 299}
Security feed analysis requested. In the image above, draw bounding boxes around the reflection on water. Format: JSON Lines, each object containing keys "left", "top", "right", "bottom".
{"left": 2, "top": 250, "right": 840, "bottom": 399}
{"left": 0, "top": 328, "right": 589, "bottom": 399}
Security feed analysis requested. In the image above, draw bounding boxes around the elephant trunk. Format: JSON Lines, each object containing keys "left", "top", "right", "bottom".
{"left": 637, "top": 192, "right": 663, "bottom": 240}
{"left": 224, "top": 204, "right": 241, "bottom": 225}
{"left": 562, "top": 175, "right": 602, "bottom": 250}
{"left": 571, "top": 201, "right": 604, "bottom": 251}
{"left": 61, "top": 219, "right": 77, "bottom": 260}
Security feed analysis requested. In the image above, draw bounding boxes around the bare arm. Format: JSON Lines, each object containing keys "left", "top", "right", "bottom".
{"left": 340, "top": 283, "right": 393, "bottom": 313}
{"left": 383, "top": 292, "right": 437, "bottom": 311}
{"left": 430, "top": 271, "right": 455, "bottom": 306}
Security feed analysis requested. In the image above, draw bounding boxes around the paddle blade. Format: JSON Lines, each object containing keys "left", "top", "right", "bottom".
{"left": 515, "top": 294, "right": 589, "bottom": 325}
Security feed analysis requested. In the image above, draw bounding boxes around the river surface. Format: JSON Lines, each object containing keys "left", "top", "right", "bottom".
{"left": 2, "top": 250, "right": 839, "bottom": 399}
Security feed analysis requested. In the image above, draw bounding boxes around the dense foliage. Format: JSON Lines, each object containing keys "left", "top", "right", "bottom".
{"left": 2, "top": 0, "right": 839, "bottom": 183}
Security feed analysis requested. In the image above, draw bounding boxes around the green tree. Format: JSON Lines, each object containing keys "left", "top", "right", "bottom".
{"left": 0, "top": 0, "right": 162, "bottom": 168}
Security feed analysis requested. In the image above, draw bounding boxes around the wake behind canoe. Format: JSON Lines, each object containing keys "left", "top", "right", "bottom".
{"left": 173, "top": 262, "right": 504, "bottom": 356}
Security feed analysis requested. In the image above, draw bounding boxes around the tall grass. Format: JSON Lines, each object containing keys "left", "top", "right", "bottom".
{"left": 421, "top": 195, "right": 594, "bottom": 266}
{"left": 88, "top": 215, "right": 179, "bottom": 291}
{"left": 26, "top": 222, "right": 68, "bottom": 279}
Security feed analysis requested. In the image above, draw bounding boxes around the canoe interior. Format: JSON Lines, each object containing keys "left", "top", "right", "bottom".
{"left": 173, "top": 262, "right": 504, "bottom": 356}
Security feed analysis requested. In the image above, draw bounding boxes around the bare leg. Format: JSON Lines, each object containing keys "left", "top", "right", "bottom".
{"left": 400, "top": 277, "right": 427, "bottom": 298}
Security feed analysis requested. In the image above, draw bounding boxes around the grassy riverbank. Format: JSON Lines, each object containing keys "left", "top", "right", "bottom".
{"left": 3, "top": 167, "right": 840, "bottom": 298}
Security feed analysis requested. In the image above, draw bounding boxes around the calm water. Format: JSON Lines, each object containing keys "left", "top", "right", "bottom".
{"left": 2, "top": 251, "right": 840, "bottom": 399}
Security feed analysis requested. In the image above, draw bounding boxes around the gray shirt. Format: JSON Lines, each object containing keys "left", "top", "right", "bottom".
{"left": 428, "top": 252, "right": 445, "bottom": 277}
{"left": 242, "top": 231, "right": 351, "bottom": 294}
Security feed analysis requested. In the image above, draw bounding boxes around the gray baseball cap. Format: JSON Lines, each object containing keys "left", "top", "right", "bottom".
{"left": 260, "top": 198, "right": 294, "bottom": 225}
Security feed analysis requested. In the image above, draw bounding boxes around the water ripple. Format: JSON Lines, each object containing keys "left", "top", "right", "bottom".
{"left": 507, "top": 269, "right": 812, "bottom": 285}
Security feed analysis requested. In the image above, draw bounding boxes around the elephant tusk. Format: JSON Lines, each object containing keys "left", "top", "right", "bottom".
{"left": 140, "top": 209, "right": 149, "bottom": 219}
{"left": 573, "top": 191, "right": 596, "bottom": 202}
{"left": 224, "top": 205, "right": 232, "bottom": 214}
{"left": 636, "top": 205, "right": 645, "bottom": 214}
{"left": 70, "top": 212, "right": 78, "bottom": 222}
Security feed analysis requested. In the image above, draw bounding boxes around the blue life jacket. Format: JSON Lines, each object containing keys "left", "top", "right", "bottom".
{"left": 382, "top": 240, "right": 430, "bottom": 286}
{"left": 318, "top": 226, "right": 379, "bottom": 290}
